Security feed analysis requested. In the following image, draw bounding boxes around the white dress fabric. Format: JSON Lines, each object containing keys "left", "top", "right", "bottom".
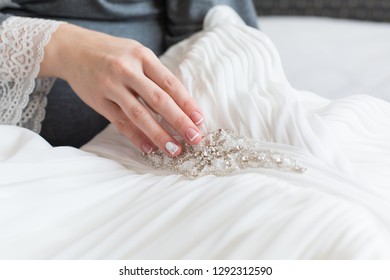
{"left": 1, "top": 6, "right": 390, "bottom": 259}
{"left": 0, "top": 16, "right": 61, "bottom": 132}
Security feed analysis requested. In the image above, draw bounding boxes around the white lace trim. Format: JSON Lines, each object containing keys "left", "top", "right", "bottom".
{"left": 0, "top": 16, "right": 62, "bottom": 133}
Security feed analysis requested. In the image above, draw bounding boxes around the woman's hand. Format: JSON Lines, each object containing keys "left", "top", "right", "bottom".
{"left": 39, "top": 23, "right": 204, "bottom": 156}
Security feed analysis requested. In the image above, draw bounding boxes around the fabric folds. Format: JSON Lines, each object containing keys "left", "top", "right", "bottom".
{"left": 0, "top": 6, "right": 390, "bottom": 259}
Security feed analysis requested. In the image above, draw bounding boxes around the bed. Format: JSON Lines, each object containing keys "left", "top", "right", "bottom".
{"left": 1, "top": 6, "right": 390, "bottom": 259}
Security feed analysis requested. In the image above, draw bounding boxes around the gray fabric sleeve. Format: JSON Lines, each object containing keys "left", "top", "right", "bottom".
{"left": 0, "top": 13, "right": 11, "bottom": 23}
{"left": 2, "top": 0, "right": 162, "bottom": 21}
{"left": 165, "top": 0, "right": 258, "bottom": 48}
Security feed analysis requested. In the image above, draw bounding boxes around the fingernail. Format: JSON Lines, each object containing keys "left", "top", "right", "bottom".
{"left": 190, "top": 111, "right": 204, "bottom": 126}
{"left": 165, "top": 142, "right": 179, "bottom": 156}
{"left": 185, "top": 128, "right": 200, "bottom": 142}
{"left": 141, "top": 143, "right": 153, "bottom": 154}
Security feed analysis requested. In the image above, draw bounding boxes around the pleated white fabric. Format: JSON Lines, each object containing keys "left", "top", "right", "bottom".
{"left": 1, "top": 6, "right": 390, "bottom": 259}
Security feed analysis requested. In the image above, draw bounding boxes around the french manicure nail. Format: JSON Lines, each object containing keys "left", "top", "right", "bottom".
{"left": 185, "top": 128, "right": 200, "bottom": 142}
{"left": 190, "top": 111, "right": 204, "bottom": 126}
{"left": 141, "top": 143, "right": 153, "bottom": 154}
{"left": 165, "top": 142, "right": 179, "bottom": 156}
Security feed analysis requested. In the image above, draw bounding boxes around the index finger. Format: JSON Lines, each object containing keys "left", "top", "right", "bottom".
{"left": 142, "top": 51, "right": 204, "bottom": 127}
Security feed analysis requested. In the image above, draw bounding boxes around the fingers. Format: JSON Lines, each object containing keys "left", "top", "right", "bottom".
{"left": 101, "top": 100, "right": 157, "bottom": 154}
{"left": 142, "top": 51, "right": 204, "bottom": 126}
{"left": 96, "top": 45, "right": 206, "bottom": 157}
{"left": 129, "top": 76, "right": 203, "bottom": 146}
{"left": 109, "top": 88, "right": 183, "bottom": 157}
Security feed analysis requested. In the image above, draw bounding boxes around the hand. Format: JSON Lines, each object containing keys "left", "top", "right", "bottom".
{"left": 39, "top": 23, "right": 204, "bottom": 156}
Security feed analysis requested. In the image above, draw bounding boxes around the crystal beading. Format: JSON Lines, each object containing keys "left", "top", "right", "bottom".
{"left": 141, "top": 129, "right": 306, "bottom": 178}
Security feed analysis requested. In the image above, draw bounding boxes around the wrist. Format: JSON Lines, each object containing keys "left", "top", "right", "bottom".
{"left": 38, "top": 23, "right": 90, "bottom": 80}
{"left": 38, "top": 22, "right": 65, "bottom": 79}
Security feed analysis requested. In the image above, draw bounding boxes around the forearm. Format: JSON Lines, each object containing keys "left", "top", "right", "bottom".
{"left": 39, "top": 23, "right": 106, "bottom": 80}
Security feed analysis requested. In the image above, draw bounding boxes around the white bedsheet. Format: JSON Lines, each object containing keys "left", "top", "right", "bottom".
{"left": 1, "top": 6, "right": 390, "bottom": 259}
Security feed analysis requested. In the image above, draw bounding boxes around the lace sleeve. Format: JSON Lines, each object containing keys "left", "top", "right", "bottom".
{"left": 0, "top": 16, "right": 62, "bottom": 133}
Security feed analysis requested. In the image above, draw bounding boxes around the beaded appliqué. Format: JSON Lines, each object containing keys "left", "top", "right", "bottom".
{"left": 141, "top": 129, "right": 306, "bottom": 178}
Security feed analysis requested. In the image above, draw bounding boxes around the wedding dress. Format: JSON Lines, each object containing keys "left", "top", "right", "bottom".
{"left": 87, "top": 6, "right": 390, "bottom": 182}
{"left": 1, "top": 6, "right": 390, "bottom": 259}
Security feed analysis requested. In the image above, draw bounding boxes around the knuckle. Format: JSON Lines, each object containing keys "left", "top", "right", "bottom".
{"left": 110, "top": 55, "right": 123, "bottom": 68}
{"left": 173, "top": 115, "right": 188, "bottom": 130}
{"left": 162, "top": 76, "right": 179, "bottom": 92}
{"left": 181, "top": 97, "right": 193, "bottom": 112}
{"left": 132, "top": 45, "right": 148, "bottom": 60}
{"left": 150, "top": 90, "right": 167, "bottom": 107}
{"left": 113, "top": 119, "right": 140, "bottom": 144}
{"left": 152, "top": 131, "right": 166, "bottom": 145}
{"left": 109, "top": 56, "right": 131, "bottom": 77}
{"left": 90, "top": 96, "right": 105, "bottom": 109}
{"left": 114, "top": 118, "right": 131, "bottom": 133}
{"left": 129, "top": 105, "right": 146, "bottom": 122}
{"left": 107, "top": 52, "right": 121, "bottom": 65}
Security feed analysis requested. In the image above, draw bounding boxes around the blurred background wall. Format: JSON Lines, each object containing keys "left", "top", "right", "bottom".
{"left": 253, "top": 0, "right": 390, "bottom": 22}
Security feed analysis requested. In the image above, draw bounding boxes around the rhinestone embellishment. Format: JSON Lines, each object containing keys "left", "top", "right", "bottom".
{"left": 141, "top": 129, "right": 306, "bottom": 178}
